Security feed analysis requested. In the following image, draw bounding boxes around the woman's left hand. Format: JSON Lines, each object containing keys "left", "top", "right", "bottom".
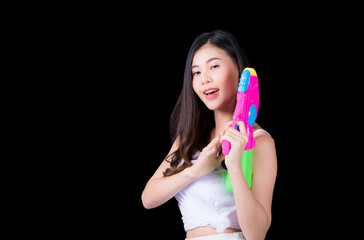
{"left": 219, "top": 121, "right": 249, "bottom": 169}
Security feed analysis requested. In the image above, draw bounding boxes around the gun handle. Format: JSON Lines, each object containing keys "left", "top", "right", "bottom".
{"left": 222, "top": 140, "right": 231, "bottom": 155}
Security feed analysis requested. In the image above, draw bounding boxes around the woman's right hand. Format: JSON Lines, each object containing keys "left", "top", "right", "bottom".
{"left": 186, "top": 136, "right": 225, "bottom": 179}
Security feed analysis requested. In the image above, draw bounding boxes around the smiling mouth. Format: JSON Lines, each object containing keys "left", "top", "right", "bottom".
{"left": 204, "top": 89, "right": 219, "bottom": 95}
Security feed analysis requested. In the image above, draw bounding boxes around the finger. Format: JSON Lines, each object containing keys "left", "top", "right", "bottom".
{"left": 207, "top": 146, "right": 217, "bottom": 155}
{"left": 208, "top": 136, "right": 220, "bottom": 149}
{"left": 220, "top": 131, "right": 235, "bottom": 142}
{"left": 221, "top": 130, "right": 246, "bottom": 147}
{"left": 225, "top": 120, "right": 233, "bottom": 127}
{"left": 216, "top": 152, "right": 225, "bottom": 163}
{"left": 211, "top": 135, "right": 220, "bottom": 144}
{"left": 235, "top": 121, "right": 247, "bottom": 135}
{"left": 218, "top": 121, "right": 233, "bottom": 138}
{"left": 203, "top": 136, "right": 220, "bottom": 152}
{"left": 219, "top": 132, "right": 228, "bottom": 142}
{"left": 200, "top": 146, "right": 217, "bottom": 163}
{"left": 228, "top": 126, "right": 244, "bottom": 138}
{"left": 224, "top": 121, "right": 233, "bottom": 132}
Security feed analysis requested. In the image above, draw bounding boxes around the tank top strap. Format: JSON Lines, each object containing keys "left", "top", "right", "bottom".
{"left": 253, "top": 129, "right": 271, "bottom": 137}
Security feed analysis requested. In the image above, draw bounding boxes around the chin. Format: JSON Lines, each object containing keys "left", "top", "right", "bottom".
{"left": 204, "top": 102, "right": 222, "bottom": 111}
{"left": 205, "top": 97, "right": 236, "bottom": 112}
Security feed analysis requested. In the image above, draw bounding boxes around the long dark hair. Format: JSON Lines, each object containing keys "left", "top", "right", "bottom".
{"left": 163, "top": 30, "right": 249, "bottom": 176}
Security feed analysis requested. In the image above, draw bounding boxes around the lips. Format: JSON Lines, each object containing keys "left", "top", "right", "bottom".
{"left": 203, "top": 88, "right": 219, "bottom": 99}
{"left": 203, "top": 88, "right": 219, "bottom": 95}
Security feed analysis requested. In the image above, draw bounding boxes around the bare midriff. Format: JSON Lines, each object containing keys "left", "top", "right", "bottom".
{"left": 186, "top": 226, "right": 241, "bottom": 238}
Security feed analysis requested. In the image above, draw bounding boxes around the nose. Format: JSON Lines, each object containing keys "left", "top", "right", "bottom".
{"left": 201, "top": 72, "right": 212, "bottom": 85}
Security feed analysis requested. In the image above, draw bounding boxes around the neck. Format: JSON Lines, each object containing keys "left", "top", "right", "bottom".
{"left": 212, "top": 96, "right": 236, "bottom": 140}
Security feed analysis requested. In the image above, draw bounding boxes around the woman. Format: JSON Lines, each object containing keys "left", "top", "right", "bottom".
{"left": 142, "top": 30, "right": 277, "bottom": 240}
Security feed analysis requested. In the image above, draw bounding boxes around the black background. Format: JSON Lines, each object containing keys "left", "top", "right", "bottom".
{"left": 60, "top": 4, "right": 356, "bottom": 239}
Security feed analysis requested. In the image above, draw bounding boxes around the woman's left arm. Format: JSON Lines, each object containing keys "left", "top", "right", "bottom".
{"left": 220, "top": 122, "right": 277, "bottom": 240}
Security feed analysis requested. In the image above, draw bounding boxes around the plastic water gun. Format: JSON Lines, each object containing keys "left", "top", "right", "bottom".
{"left": 222, "top": 67, "right": 259, "bottom": 191}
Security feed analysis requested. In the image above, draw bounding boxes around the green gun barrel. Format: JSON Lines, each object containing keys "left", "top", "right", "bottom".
{"left": 225, "top": 149, "right": 253, "bottom": 191}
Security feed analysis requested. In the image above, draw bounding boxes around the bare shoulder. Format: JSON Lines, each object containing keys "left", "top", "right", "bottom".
{"left": 254, "top": 133, "right": 275, "bottom": 155}
{"left": 253, "top": 123, "right": 275, "bottom": 147}
{"left": 253, "top": 124, "right": 276, "bottom": 168}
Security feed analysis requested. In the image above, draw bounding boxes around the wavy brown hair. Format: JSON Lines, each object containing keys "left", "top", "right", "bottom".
{"left": 163, "top": 30, "right": 249, "bottom": 177}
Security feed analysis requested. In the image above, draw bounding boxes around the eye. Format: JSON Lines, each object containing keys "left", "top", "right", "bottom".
{"left": 192, "top": 71, "right": 201, "bottom": 77}
{"left": 210, "top": 65, "right": 219, "bottom": 70}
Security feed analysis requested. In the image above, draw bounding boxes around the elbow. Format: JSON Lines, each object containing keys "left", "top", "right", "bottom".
{"left": 242, "top": 215, "right": 271, "bottom": 240}
{"left": 141, "top": 191, "right": 155, "bottom": 209}
{"left": 243, "top": 232, "right": 267, "bottom": 240}
{"left": 142, "top": 200, "right": 154, "bottom": 210}
{"left": 142, "top": 202, "right": 153, "bottom": 210}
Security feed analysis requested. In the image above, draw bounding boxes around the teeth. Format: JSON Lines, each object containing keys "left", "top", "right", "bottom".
{"left": 205, "top": 89, "right": 218, "bottom": 95}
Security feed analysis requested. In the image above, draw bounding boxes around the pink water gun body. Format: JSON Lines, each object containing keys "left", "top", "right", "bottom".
{"left": 222, "top": 67, "right": 259, "bottom": 190}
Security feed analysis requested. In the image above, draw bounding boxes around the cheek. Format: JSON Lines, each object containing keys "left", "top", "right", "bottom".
{"left": 192, "top": 79, "right": 198, "bottom": 94}
{"left": 223, "top": 82, "right": 237, "bottom": 100}
{"left": 221, "top": 71, "right": 239, "bottom": 94}
{"left": 192, "top": 80, "right": 204, "bottom": 100}
{"left": 230, "top": 69, "right": 239, "bottom": 90}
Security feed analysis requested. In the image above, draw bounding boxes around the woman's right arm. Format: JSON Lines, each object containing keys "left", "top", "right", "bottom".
{"left": 141, "top": 135, "right": 223, "bottom": 209}
{"left": 141, "top": 137, "right": 195, "bottom": 209}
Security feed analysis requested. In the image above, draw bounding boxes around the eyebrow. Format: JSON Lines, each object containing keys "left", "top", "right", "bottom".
{"left": 191, "top": 57, "right": 222, "bottom": 69}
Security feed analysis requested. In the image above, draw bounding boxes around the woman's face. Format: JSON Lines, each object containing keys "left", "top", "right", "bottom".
{"left": 192, "top": 43, "right": 239, "bottom": 111}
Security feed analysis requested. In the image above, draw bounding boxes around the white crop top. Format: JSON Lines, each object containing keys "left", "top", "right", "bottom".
{"left": 174, "top": 129, "right": 270, "bottom": 233}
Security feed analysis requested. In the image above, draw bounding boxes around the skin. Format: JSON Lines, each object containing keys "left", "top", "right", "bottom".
{"left": 142, "top": 43, "right": 277, "bottom": 240}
